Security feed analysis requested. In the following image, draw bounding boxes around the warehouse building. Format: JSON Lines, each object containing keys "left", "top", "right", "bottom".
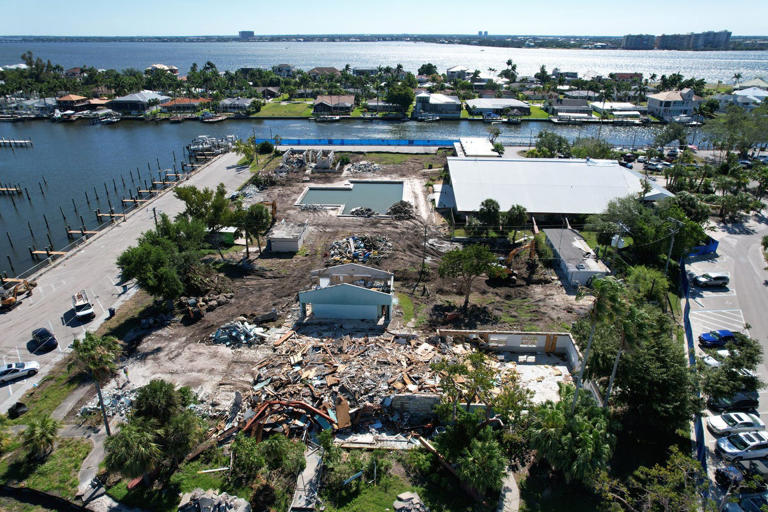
{"left": 544, "top": 228, "right": 609, "bottom": 287}
{"left": 299, "top": 264, "right": 394, "bottom": 321}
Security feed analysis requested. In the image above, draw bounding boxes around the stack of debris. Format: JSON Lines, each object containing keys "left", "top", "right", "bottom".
{"left": 326, "top": 235, "right": 393, "bottom": 265}
{"left": 347, "top": 160, "right": 380, "bottom": 173}
{"left": 394, "top": 492, "right": 429, "bottom": 512}
{"left": 80, "top": 387, "right": 138, "bottom": 418}
{"left": 276, "top": 149, "right": 307, "bottom": 174}
{"left": 210, "top": 320, "right": 267, "bottom": 347}
{"left": 349, "top": 207, "right": 375, "bottom": 217}
{"left": 178, "top": 489, "right": 251, "bottom": 512}
{"left": 387, "top": 200, "right": 415, "bottom": 219}
{"left": 179, "top": 293, "right": 234, "bottom": 313}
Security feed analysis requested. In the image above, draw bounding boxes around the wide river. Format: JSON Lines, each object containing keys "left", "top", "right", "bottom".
{"left": 1, "top": 41, "right": 767, "bottom": 83}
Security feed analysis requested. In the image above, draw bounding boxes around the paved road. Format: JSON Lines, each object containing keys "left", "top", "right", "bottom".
{"left": 0, "top": 152, "right": 249, "bottom": 414}
{"left": 686, "top": 212, "right": 768, "bottom": 478}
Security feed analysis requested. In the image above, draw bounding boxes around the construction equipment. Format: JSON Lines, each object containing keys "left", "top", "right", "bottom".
{"left": 506, "top": 237, "right": 536, "bottom": 264}
{"left": 259, "top": 200, "right": 277, "bottom": 219}
{"left": 1, "top": 280, "right": 36, "bottom": 310}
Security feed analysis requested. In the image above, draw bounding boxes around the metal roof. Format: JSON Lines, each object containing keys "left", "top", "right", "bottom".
{"left": 446, "top": 157, "right": 673, "bottom": 214}
{"left": 465, "top": 98, "right": 529, "bottom": 110}
{"left": 109, "top": 90, "right": 170, "bottom": 104}
{"left": 543, "top": 228, "right": 609, "bottom": 273}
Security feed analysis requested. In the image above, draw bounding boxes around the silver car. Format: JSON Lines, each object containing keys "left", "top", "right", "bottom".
{"left": 717, "top": 431, "right": 768, "bottom": 461}
{"left": 693, "top": 272, "right": 730, "bottom": 287}
{"left": 708, "top": 412, "right": 766, "bottom": 435}
{"left": 0, "top": 361, "right": 40, "bottom": 383}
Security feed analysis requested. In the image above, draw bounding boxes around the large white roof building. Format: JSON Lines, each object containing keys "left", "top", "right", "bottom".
{"left": 442, "top": 157, "right": 673, "bottom": 215}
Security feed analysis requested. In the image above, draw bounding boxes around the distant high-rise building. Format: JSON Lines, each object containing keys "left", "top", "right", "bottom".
{"left": 656, "top": 30, "right": 731, "bottom": 50}
{"left": 483, "top": 31, "right": 488, "bottom": 38}
{"left": 478, "top": 30, "right": 483, "bottom": 37}
{"left": 621, "top": 34, "right": 655, "bottom": 50}
{"left": 239, "top": 31, "right": 255, "bottom": 39}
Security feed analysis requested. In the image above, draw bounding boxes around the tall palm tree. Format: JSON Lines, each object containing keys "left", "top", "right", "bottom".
{"left": 604, "top": 302, "right": 643, "bottom": 404}
{"left": 733, "top": 73, "right": 742, "bottom": 87}
{"left": 23, "top": 415, "right": 59, "bottom": 459}
{"left": 104, "top": 419, "right": 161, "bottom": 478}
{"left": 70, "top": 332, "right": 120, "bottom": 436}
{"left": 571, "top": 277, "right": 624, "bottom": 413}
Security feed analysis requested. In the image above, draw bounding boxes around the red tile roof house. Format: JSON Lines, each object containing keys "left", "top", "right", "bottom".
{"left": 313, "top": 95, "right": 355, "bottom": 115}
{"left": 158, "top": 98, "right": 211, "bottom": 113}
{"left": 56, "top": 94, "right": 89, "bottom": 111}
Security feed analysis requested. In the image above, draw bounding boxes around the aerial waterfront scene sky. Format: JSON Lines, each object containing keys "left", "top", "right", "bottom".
{"left": 1, "top": 0, "right": 766, "bottom": 36}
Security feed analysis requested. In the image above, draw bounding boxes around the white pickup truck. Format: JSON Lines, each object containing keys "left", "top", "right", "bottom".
{"left": 72, "top": 290, "right": 95, "bottom": 320}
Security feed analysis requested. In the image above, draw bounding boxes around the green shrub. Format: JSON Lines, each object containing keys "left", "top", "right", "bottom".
{"left": 257, "top": 141, "right": 274, "bottom": 154}
{"left": 338, "top": 155, "right": 351, "bottom": 166}
{"left": 534, "top": 233, "right": 554, "bottom": 266}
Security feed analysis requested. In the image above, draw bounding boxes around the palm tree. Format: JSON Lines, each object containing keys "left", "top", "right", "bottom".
{"left": 104, "top": 419, "right": 161, "bottom": 478}
{"left": 70, "top": 332, "right": 120, "bottom": 436}
{"left": 733, "top": 72, "right": 742, "bottom": 87}
{"left": 571, "top": 277, "right": 624, "bottom": 413}
{"left": 23, "top": 415, "right": 59, "bottom": 459}
{"left": 604, "top": 302, "right": 643, "bottom": 404}
{"left": 234, "top": 203, "right": 272, "bottom": 256}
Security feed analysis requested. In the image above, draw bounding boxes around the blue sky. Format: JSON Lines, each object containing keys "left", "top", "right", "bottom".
{"left": 2, "top": 0, "right": 766, "bottom": 36}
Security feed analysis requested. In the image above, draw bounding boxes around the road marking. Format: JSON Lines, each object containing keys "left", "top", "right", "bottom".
{"left": 16, "top": 347, "right": 20, "bottom": 362}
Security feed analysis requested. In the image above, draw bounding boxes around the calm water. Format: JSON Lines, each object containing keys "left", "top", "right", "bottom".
{"left": 1, "top": 41, "right": 767, "bottom": 82}
{"left": 301, "top": 181, "right": 404, "bottom": 214}
{"left": 0, "top": 118, "right": 670, "bottom": 275}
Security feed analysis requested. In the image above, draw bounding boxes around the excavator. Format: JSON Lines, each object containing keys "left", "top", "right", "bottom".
{"left": 489, "top": 238, "right": 537, "bottom": 284}
{"left": 1, "top": 280, "right": 37, "bottom": 310}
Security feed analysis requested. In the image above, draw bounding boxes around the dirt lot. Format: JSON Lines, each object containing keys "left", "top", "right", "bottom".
{"left": 95, "top": 152, "right": 590, "bottom": 412}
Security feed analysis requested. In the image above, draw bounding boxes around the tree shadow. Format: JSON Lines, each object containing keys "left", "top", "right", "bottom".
{"left": 428, "top": 303, "right": 494, "bottom": 330}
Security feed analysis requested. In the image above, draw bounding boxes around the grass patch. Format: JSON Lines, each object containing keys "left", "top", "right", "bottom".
{"left": 7, "top": 365, "right": 85, "bottom": 426}
{"left": 0, "top": 438, "right": 91, "bottom": 499}
{"left": 253, "top": 101, "right": 313, "bottom": 117}
{"left": 0, "top": 496, "right": 55, "bottom": 512}
{"left": 107, "top": 481, "right": 180, "bottom": 512}
{"left": 524, "top": 106, "right": 550, "bottom": 119}
{"left": 667, "top": 290, "right": 682, "bottom": 319}
{"left": 95, "top": 288, "right": 154, "bottom": 340}
{"left": 397, "top": 293, "right": 415, "bottom": 324}
{"left": 348, "top": 152, "right": 447, "bottom": 168}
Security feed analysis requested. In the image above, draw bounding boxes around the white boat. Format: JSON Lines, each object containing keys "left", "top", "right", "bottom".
{"left": 315, "top": 115, "right": 341, "bottom": 122}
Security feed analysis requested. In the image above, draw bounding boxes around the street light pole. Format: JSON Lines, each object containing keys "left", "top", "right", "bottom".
{"left": 664, "top": 218, "right": 683, "bottom": 275}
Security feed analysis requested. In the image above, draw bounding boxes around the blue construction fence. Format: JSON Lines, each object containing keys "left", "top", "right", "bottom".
{"left": 253, "top": 138, "right": 458, "bottom": 147}
{"left": 688, "top": 236, "right": 719, "bottom": 258}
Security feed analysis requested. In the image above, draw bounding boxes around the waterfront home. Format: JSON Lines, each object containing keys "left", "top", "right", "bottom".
{"left": 159, "top": 97, "right": 211, "bottom": 113}
{"left": 366, "top": 99, "right": 402, "bottom": 112}
{"left": 521, "top": 90, "right": 558, "bottom": 102}
{"left": 737, "top": 78, "right": 768, "bottom": 90}
{"left": 565, "top": 90, "right": 599, "bottom": 100}
{"left": 610, "top": 72, "right": 643, "bottom": 82}
{"left": 440, "top": 157, "right": 673, "bottom": 216}
{"left": 273, "top": 64, "right": 295, "bottom": 78}
{"left": 19, "top": 97, "right": 57, "bottom": 116}
{"left": 446, "top": 65, "right": 469, "bottom": 81}
{"left": 477, "top": 89, "right": 517, "bottom": 99}
{"left": 56, "top": 94, "right": 89, "bottom": 111}
{"left": 308, "top": 67, "right": 341, "bottom": 79}
{"left": 313, "top": 95, "right": 355, "bottom": 114}
{"left": 255, "top": 87, "right": 281, "bottom": 100}
{"left": 413, "top": 92, "right": 462, "bottom": 119}
{"left": 107, "top": 90, "right": 170, "bottom": 114}
{"left": 715, "top": 87, "right": 768, "bottom": 112}
{"left": 465, "top": 98, "right": 530, "bottom": 116}
{"left": 299, "top": 264, "right": 394, "bottom": 322}
{"left": 646, "top": 89, "right": 702, "bottom": 120}
{"left": 543, "top": 98, "right": 592, "bottom": 115}
{"left": 91, "top": 86, "right": 115, "bottom": 97}
{"left": 551, "top": 68, "right": 578, "bottom": 82}
{"left": 64, "top": 67, "right": 83, "bottom": 79}
{"left": 86, "top": 98, "right": 110, "bottom": 110}
{"left": 145, "top": 63, "right": 179, "bottom": 75}
{"left": 219, "top": 97, "right": 255, "bottom": 112}
{"left": 353, "top": 67, "right": 378, "bottom": 77}
{"left": 590, "top": 100, "right": 642, "bottom": 116}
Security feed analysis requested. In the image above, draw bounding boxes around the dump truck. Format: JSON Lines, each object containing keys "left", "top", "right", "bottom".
{"left": 72, "top": 290, "right": 96, "bottom": 320}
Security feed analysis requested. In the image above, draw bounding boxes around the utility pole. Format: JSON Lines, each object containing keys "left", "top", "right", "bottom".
{"left": 664, "top": 218, "right": 683, "bottom": 275}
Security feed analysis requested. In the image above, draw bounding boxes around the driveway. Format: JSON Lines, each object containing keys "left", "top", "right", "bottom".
{"left": 0, "top": 152, "right": 250, "bottom": 414}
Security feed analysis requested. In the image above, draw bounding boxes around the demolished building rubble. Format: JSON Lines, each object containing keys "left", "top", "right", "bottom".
{"left": 178, "top": 489, "right": 251, "bottom": 512}
{"left": 347, "top": 160, "right": 381, "bottom": 174}
{"left": 326, "top": 235, "right": 392, "bottom": 265}
{"left": 394, "top": 491, "right": 430, "bottom": 512}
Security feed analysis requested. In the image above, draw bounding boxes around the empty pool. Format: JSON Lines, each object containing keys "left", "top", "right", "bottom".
{"left": 299, "top": 180, "right": 404, "bottom": 214}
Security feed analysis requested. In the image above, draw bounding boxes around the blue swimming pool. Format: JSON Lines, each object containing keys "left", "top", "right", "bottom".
{"left": 299, "top": 180, "right": 404, "bottom": 214}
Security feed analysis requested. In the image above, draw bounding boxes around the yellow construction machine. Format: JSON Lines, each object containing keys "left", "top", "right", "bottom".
{"left": 1, "top": 280, "right": 37, "bottom": 310}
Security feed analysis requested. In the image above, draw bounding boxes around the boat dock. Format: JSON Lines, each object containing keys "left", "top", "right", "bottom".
{"left": 0, "top": 138, "right": 33, "bottom": 148}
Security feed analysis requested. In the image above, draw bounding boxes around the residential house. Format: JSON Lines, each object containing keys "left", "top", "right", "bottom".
{"left": 353, "top": 67, "right": 378, "bottom": 77}
{"left": 19, "top": 97, "right": 57, "bottom": 116}
{"left": 446, "top": 65, "right": 469, "bottom": 81}
{"left": 64, "top": 67, "right": 84, "bottom": 79}
{"left": 544, "top": 228, "right": 609, "bottom": 287}
{"left": 159, "top": 97, "right": 211, "bottom": 112}
{"left": 565, "top": 90, "right": 599, "bottom": 100}
{"left": 107, "top": 90, "right": 170, "bottom": 114}
{"left": 590, "top": 101, "right": 643, "bottom": 116}
{"left": 308, "top": 67, "right": 341, "bottom": 79}
{"left": 366, "top": 99, "right": 402, "bottom": 112}
{"left": 551, "top": 69, "right": 578, "bottom": 82}
{"left": 521, "top": 90, "right": 558, "bottom": 102}
{"left": 273, "top": 64, "right": 295, "bottom": 78}
{"left": 56, "top": 94, "right": 89, "bottom": 111}
{"left": 610, "top": 72, "right": 643, "bottom": 82}
{"left": 219, "top": 97, "right": 255, "bottom": 112}
{"left": 716, "top": 87, "right": 768, "bottom": 112}
{"left": 255, "top": 87, "right": 281, "bottom": 100}
{"left": 737, "top": 78, "right": 768, "bottom": 90}
{"left": 91, "top": 86, "right": 115, "bottom": 97}
{"left": 543, "top": 98, "right": 592, "bottom": 115}
{"left": 465, "top": 98, "right": 530, "bottom": 116}
{"left": 313, "top": 94, "right": 355, "bottom": 114}
{"left": 476, "top": 89, "right": 518, "bottom": 99}
{"left": 298, "top": 263, "right": 394, "bottom": 321}
{"left": 646, "top": 89, "right": 703, "bottom": 120}
{"left": 413, "top": 92, "right": 462, "bottom": 119}
{"left": 145, "top": 64, "right": 179, "bottom": 75}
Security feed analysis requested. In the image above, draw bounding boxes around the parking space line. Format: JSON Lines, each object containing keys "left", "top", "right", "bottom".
{"left": 16, "top": 348, "right": 20, "bottom": 362}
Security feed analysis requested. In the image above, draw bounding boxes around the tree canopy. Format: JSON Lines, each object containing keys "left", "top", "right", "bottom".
{"left": 438, "top": 245, "right": 496, "bottom": 309}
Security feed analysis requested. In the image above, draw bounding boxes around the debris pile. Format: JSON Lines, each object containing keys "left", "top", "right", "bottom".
{"left": 179, "top": 489, "right": 251, "bottom": 512}
{"left": 179, "top": 292, "right": 234, "bottom": 313}
{"left": 80, "top": 387, "right": 138, "bottom": 418}
{"left": 394, "top": 492, "right": 429, "bottom": 512}
{"left": 276, "top": 149, "right": 307, "bottom": 174}
{"left": 347, "top": 160, "right": 380, "bottom": 173}
{"left": 349, "top": 207, "right": 375, "bottom": 217}
{"left": 327, "top": 235, "right": 393, "bottom": 265}
{"left": 387, "top": 200, "right": 415, "bottom": 219}
{"left": 210, "top": 320, "right": 267, "bottom": 347}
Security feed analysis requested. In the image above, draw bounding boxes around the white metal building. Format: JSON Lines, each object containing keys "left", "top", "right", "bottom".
{"left": 444, "top": 157, "right": 673, "bottom": 215}
{"left": 299, "top": 264, "right": 394, "bottom": 321}
{"left": 544, "top": 228, "right": 609, "bottom": 287}
{"left": 267, "top": 221, "right": 308, "bottom": 253}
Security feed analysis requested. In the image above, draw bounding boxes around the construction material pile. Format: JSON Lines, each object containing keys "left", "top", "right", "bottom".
{"left": 349, "top": 207, "right": 375, "bottom": 217}
{"left": 347, "top": 160, "right": 380, "bottom": 173}
{"left": 326, "top": 235, "right": 393, "bottom": 265}
{"left": 80, "top": 387, "right": 138, "bottom": 418}
{"left": 387, "top": 200, "right": 415, "bottom": 220}
{"left": 276, "top": 149, "right": 307, "bottom": 174}
{"left": 179, "top": 489, "right": 251, "bottom": 512}
{"left": 210, "top": 320, "right": 267, "bottom": 347}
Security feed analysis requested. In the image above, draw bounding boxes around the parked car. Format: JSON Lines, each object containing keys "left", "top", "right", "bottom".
{"left": 0, "top": 361, "right": 40, "bottom": 383}
{"left": 716, "top": 464, "right": 745, "bottom": 489}
{"left": 701, "top": 353, "right": 722, "bottom": 367}
{"left": 709, "top": 391, "right": 760, "bottom": 412}
{"left": 740, "top": 159, "right": 754, "bottom": 169}
{"left": 693, "top": 272, "right": 730, "bottom": 287}
{"left": 618, "top": 160, "right": 633, "bottom": 169}
{"left": 708, "top": 412, "right": 766, "bottom": 435}
{"left": 717, "top": 431, "right": 768, "bottom": 461}
{"left": 700, "top": 329, "right": 737, "bottom": 348}
{"left": 30, "top": 328, "right": 58, "bottom": 353}
{"left": 739, "top": 492, "right": 768, "bottom": 512}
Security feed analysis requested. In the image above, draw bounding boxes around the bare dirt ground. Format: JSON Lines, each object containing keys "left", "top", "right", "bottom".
{"left": 97, "top": 152, "right": 589, "bottom": 410}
